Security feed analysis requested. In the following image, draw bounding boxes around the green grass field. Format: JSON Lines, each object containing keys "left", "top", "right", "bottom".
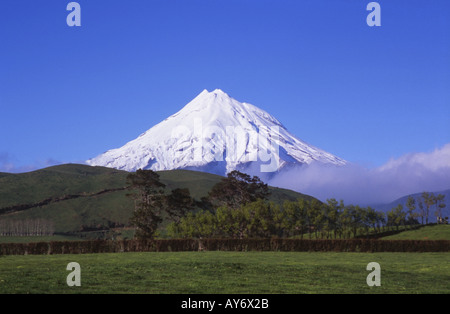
{"left": 0, "top": 251, "right": 448, "bottom": 294}
{"left": 381, "top": 225, "right": 450, "bottom": 240}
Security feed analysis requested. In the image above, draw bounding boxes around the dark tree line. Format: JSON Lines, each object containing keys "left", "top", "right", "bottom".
{"left": 168, "top": 198, "right": 388, "bottom": 239}
{"left": 127, "top": 170, "right": 268, "bottom": 239}
{"left": 127, "top": 169, "right": 447, "bottom": 240}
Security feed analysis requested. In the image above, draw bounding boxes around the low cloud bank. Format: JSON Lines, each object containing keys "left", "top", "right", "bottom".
{"left": 0, "top": 153, "right": 61, "bottom": 173}
{"left": 269, "top": 143, "right": 450, "bottom": 206}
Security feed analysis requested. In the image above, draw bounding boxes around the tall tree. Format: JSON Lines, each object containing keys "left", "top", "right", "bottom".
{"left": 364, "top": 207, "right": 378, "bottom": 236}
{"left": 306, "top": 199, "right": 322, "bottom": 239}
{"left": 166, "top": 188, "right": 195, "bottom": 223}
{"left": 351, "top": 206, "right": 364, "bottom": 237}
{"left": 242, "top": 199, "right": 281, "bottom": 238}
{"left": 340, "top": 204, "right": 354, "bottom": 239}
{"left": 282, "top": 199, "right": 307, "bottom": 239}
{"left": 434, "top": 194, "right": 446, "bottom": 223}
{"left": 405, "top": 196, "right": 418, "bottom": 228}
{"left": 387, "top": 204, "right": 406, "bottom": 231}
{"left": 207, "top": 170, "right": 270, "bottom": 209}
{"left": 324, "top": 199, "right": 341, "bottom": 239}
{"left": 421, "top": 192, "right": 436, "bottom": 224}
{"left": 127, "top": 169, "right": 166, "bottom": 239}
{"left": 375, "top": 211, "right": 386, "bottom": 233}
{"left": 417, "top": 199, "right": 425, "bottom": 224}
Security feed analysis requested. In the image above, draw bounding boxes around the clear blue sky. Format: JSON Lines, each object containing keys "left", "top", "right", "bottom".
{"left": 1, "top": 0, "right": 449, "bottom": 172}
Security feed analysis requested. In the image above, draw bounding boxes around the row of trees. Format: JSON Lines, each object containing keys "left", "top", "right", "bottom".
{"left": 0, "top": 218, "right": 55, "bottom": 236}
{"left": 168, "top": 197, "right": 436, "bottom": 239}
{"left": 127, "top": 169, "right": 447, "bottom": 240}
{"left": 126, "top": 169, "right": 270, "bottom": 239}
{"left": 168, "top": 198, "right": 388, "bottom": 239}
{"left": 404, "top": 192, "right": 447, "bottom": 225}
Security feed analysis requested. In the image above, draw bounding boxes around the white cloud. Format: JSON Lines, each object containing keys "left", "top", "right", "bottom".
{"left": 0, "top": 153, "right": 62, "bottom": 173}
{"left": 269, "top": 143, "right": 450, "bottom": 205}
{"left": 379, "top": 143, "right": 450, "bottom": 172}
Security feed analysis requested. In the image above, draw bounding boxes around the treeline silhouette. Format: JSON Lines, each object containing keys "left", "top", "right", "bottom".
{"left": 0, "top": 218, "right": 54, "bottom": 236}
{"left": 127, "top": 169, "right": 447, "bottom": 240}
{"left": 168, "top": 198, "right": 427, "bottom": 239}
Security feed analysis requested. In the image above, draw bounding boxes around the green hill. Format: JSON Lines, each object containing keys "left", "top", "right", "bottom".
{"left": 381, "top": 224, "right": 450, "bottom": 240}
{"left": 0, "top": 164, "right": 314, "bottom": 236}
{"left": 0, "top": 163, "right": 128, "bottom": 208}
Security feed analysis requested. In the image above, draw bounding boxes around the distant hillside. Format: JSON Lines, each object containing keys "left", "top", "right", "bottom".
{"left": 0, "top": 164, "right": 315, "bottom": 235}
{"left": 0, "top": 173, "right": 12, "bottom": 179}
{"left": 0, "top": 164, "right": 129, "bottom": 209}
{"left": 375, "top": 189, "right": 450, "bottom": 221}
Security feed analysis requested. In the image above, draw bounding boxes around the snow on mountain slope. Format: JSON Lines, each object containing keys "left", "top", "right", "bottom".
{"left": 86, "top": 89, "right": 346, "bottom": 176}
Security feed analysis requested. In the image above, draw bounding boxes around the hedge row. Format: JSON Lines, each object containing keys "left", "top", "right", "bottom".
{"left": 197, "top": 239, "right": 450, "bottom": 253}
{"left": 0, "top": 238, "right": 449, "bottom": 255}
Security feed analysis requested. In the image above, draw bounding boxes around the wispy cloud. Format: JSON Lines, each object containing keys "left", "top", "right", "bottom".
{"left": 0, "top": 153, "right": 62, "bottom": 173}
{"left": 0, "top": 152, "right": 16, "bottom": 173}
{"left": 269, "top": 143, "right": 450, "bottom": 205}
{"left": 379, "top": 143, "right": 450, "bottom": 172}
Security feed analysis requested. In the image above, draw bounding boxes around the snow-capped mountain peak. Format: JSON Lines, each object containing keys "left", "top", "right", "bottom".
{"left": 86, "top": 89, "right": 346, "bottom": 176}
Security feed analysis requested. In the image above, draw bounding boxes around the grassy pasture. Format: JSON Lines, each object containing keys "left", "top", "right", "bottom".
{"left": 0, "top": 251, "right": 448, "bottom": 294}
{"left": 381, "top": 225, "right": 450, "bottom": 240}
